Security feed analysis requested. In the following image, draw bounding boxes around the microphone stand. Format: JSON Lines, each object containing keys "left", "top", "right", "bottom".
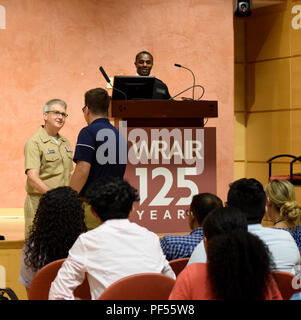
{"left": 174, "top": 64, "right": 195, "bottom": 100}
{"left": 169, "top": 85, "right": 205, "bottom": 101}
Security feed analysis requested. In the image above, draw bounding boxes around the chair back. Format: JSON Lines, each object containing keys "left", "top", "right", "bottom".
{"left": 98, "top": 273, "right": 175, "bottom": 300}
{"left": 28, "top": 258, "right": 91, "bottom": 300}
{"left": 169, "top": 257, "right": 189, "bottom": 276}
{"left": 267, "top": 154, "right": 301, "bottom": 185}
{"left": 272, "top": 271, "right": 301, "bottom": 300}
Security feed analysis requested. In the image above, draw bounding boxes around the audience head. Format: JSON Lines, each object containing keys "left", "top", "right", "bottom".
{"left": 25, "top": 187, "right": 86, "bottom": 271}
{"left": 135, "top": 51, "right": 153, "bottom": 76}
{"left": 265, "top": 179, "right": 301, "bottom": 227}
{"left": 227, "top": 178, "right": 266, "bottom": 224}
{"left": 188, "top": 193, "right": 223, "bottom": 229}
{"left": 86, "top": 176, "right": 139, "bottom": 222}
{"left": 84, "top": 87, "right": 110, "bottom": 116}
{"left": 203, "top": 207, "right": 247, "bottom": 241}
{"left": 202, "top": 207, "right": 274, "bottom": 300}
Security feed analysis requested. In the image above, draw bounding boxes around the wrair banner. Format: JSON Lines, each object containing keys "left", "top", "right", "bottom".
{"left": 124, "top": 127, "right": 216, "bottom": 233}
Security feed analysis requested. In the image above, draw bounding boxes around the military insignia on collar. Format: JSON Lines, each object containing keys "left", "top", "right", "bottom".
{"left": 65, "top": 145, "right": 73, "bottom": 152}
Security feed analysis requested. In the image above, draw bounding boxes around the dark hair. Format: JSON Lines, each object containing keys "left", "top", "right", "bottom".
{"left": 206, "top": 231, "right": 273, "bottom": 300}
{"left": 84, "top": 87, "right": 110, "bottom": 115}
{"left": 85, "top": 177, "right": 139, "bottom": 222}
{"left": 203, "top": 207, "right": 274, "bottom": 300}
{"left": 190, "top": 193, "right": 223, "bottom": 226}
{"left": 135, "top": 51, "right": 153, "bottom": 62}
{"left": 203, "top": 207, "right": 247, "bottom": 240}
{"left": 24, "top": 187, "right": 86, "bottom": 271}
{"left": 227, "top": 178, "right": 266, "bottom": 224}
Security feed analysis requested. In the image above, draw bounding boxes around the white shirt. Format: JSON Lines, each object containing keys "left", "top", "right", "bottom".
{"left": 49, "top": 219, "right": 175, "bottom": 300}
{"left": 188, "top": 224, "right": 301, "bottom": 275}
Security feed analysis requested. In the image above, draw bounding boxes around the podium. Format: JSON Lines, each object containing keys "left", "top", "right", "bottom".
{"left": 111, "top": 100, "right": 218, "bottom": 233}
{"left": 110, "top": 99, "right": 218, "bottom": 127}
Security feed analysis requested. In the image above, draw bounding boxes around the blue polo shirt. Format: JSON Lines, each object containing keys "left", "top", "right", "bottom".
{"left": 73, "top": 118, "right": 127, "bottom": 197}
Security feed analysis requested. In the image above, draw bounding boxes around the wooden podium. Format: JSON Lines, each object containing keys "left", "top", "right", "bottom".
{"left": 111, "top": 99, "right": 218, "bottom": 127}
{"left": 111, "top": 99, "right": 218, "bottom": 233}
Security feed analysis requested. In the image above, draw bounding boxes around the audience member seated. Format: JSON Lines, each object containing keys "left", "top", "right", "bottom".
{"left": 18, "top": 187, "right": 87, "bottom": 296}
{"left": 160, "top": 193, "right": 223, "bottom": 260}
{"left": 169, "top": 207, "right": 283, "bottom": 300}
{"left": 265, "top": 179, "right": 301, "bottom": 251}
{"left": 188, "top": 178, "right": 300, "bottom": 274}
{"left": 49, "top": 177, "right": 175, "bottom": 300}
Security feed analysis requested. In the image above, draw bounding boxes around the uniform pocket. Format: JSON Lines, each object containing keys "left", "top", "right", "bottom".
{"left": 45, "top": 153, "right": 60, "bottom": 162}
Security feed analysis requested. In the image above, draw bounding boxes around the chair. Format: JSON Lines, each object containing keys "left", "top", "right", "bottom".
{"left": 169, "top": 257, "right": 189, "bottom": 276}
{"left": 267, "top": 154, "right": 301, "bottom": 186}
{"left": 28, "top": 258, "right": 91, "bottom": 300}
{"left": 272, "top": 271, "right": 301, "bottom": 300}
{"left": 98, "top": 273, "right": 175, "bottom": 300}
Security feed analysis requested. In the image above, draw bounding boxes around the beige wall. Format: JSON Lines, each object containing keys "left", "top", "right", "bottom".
{"left": 0, "top": 0, "right": 234, "bottom": 212}
{"left": 234, "top": 0, "right": 301, "bottom": 202}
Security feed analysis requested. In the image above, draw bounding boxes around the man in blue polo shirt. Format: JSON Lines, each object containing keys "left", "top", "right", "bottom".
{"left": 70, "top": 87, "right": 127, "bottom": 229}
{"left": 160, "top": 193, "right": 223, "bottom": 261}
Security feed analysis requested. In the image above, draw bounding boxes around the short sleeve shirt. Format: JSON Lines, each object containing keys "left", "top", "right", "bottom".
{"left": 160, "top": 228, "right": 204, "bottom": 261}
{"left": 73, "top": 118, "right": 127, "bottom": 197}
{"left": 24, "top": 126, "right": 73, "bottom": 194}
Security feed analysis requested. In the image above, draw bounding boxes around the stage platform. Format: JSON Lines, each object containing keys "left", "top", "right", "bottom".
{"left": 0, "top": 209, "right": 24, "bottom": 241}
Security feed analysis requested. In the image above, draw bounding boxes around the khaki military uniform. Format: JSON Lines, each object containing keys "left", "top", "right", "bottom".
{"left": 24, "top": 126, "right": 73, "bottom": 238}
{"left": 82, "top": 201, "right": 101, "bottom": 231}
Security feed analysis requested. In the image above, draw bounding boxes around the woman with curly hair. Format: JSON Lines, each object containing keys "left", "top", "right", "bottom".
{"left": 19, "top": 186, "right": 86, "bottom": 296}
{"left": 265, "top": 179, "right": 301, "bottom": 250}
{"left": 169, "top": 207, "right": 282, "bottom": 300}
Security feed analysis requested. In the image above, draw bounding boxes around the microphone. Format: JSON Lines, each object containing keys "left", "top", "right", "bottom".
{"left": 174, "top": 63, "right": 196, "bottom": 100}
{"left": 99, "top": 66, "right": 111, "bottom": 84}
{"left": 99, "top": 66, "right": 127, "bottom": 100}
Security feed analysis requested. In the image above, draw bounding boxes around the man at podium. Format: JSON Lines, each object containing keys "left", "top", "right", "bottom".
{"left": 134, "top": 51, "right": 171, "bottom": 100}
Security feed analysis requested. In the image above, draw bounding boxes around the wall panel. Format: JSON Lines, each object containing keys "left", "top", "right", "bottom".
{"left": 246, "top": 59, "right": 291, "bottom": 112}
{"left": 246, "top": 111, "right": 291, "bottom": 161}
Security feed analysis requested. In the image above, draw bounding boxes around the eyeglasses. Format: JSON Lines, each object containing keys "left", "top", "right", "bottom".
{"left": 46, "top": 110, "right": 68, "bottom": 118}
{"left": 82, "top": 106, "right": 87, "bottom": 112}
